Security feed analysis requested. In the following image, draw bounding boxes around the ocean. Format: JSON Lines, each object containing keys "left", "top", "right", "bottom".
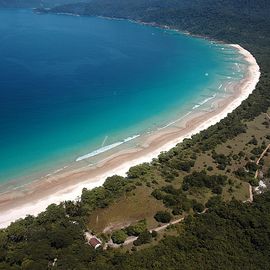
{"left": 0, "top": 9, "right": 246, "bottom": 190}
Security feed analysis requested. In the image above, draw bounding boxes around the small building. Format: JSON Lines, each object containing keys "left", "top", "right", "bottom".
{"left": 89, "top": 237, "right": 102, "bottom": 249}
{"left": 85, "top": 231, "right": 102, "bottom": 249}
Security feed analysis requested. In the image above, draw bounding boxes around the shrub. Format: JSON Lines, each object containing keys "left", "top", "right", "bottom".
{"left": 177, "top": 160, "right": 195, "bottom": 172}
{"left": 151, "top": 189, "right": 163, "bottom": 200}
{"left": 103, "top": 175, "right": 126, "bottom": 194}
{"left": 193, "top": 202, "right": 204, "bottom": 213}
{"left": 151, "top": 230, "right": 158, "bottom": 238}
{"left": 248, "top": 137, "right": 258, "bottom": 145}
{"left": 125, "top": 220, "right": 147, "bottom": 236}
{"left": 217, "top": 164, "right": 226, "bottom": 170}
{"left": 133, "top": 231, "right": 152, "bottom": 246}
{"left": 212, "top": 152, "right": 230, "bottom": 168}
{"left": 172, "top": 207, "right": 183, "bottom": 216}
{"left": 245, "top": 162, "right": 259, "bottom": 172}
{"left": 127, "top": 163, "right": 151, "bottom": 178}
{"left": 154, "top": 211, "right": 172, "bottom": 223}
{"left": 234, "top": 167, "right": 247, "bottom": 178}
{"left": 183, "top": 171, "right": 227, "bottom": 190}
{"left": 212, "top": 185, "right": 223, "bottom": 195}
{"left": 251, "top": 147, "right": 263, "bottom": 156}
{"left": 111, "top": 230, "right": 128, "bottom": 244}
{"left": 206, "top": 196, "right": 222, "bottom": 208}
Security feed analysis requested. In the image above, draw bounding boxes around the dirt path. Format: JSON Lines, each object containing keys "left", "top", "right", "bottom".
{"left": 124, "top": 217, "right": 185, "bottom": 246}
{"left": 152, "top": 217, "right": 185, "bottom": 232}
{"left": 245, "top": 184, "right": 254, "bottom": 203}
{"left": 255, "top": 143, "right": 270, "bottom": 179}
{"left": 256, "top": 144, "right": 270, "bottom": 166}
{"left": 106, "top": 217, "right": 186, "bottom": 248}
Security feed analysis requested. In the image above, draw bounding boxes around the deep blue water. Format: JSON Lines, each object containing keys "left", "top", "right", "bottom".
{"left": 0, "top": 9, "right": 243, "bottom": 186}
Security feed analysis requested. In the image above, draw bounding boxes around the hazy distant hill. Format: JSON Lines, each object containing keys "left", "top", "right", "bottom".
{"left": 47, "top": 0, "right": 270, "bottom": 21}
{"left": 0, "top": 0, "right": 90, "bottom": 8}
{"left": 42, "top": 0, "right": 270, "bottom": 49}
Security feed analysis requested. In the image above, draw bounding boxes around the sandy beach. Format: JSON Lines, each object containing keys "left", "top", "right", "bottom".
{"left": 0, "top": 44, "right": 260, "bottom": 228}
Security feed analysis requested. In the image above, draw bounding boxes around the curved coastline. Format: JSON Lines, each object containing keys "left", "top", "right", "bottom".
{"left": 0, "top": 43, "right": 260, "bottom": 229}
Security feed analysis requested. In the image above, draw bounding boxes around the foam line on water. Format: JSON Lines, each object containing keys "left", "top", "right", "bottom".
{"left": 76, "top": 135, "right": 140, "bottom": 161}
{"left": 158, "top": 111, "right": 193, "bottom": 130}
{"left": 159, "top": 93, "right": 218, "bottom": 131}
{"left": 192, "top": 93, "right": 217, "bottom": 110}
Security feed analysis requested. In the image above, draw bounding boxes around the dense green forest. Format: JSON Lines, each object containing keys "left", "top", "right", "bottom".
{"left": 94, "top": 192, "right": 270, "bottom": 269}
{"left": 1, "top": 191, "right": 270, "bottom": 269}
{"left": 1, "top": 0, "right": 270, "bottom": 269}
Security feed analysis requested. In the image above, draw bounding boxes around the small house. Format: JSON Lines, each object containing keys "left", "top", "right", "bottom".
{"left": 89, "top": 237, "right": 102, "bottom": 249}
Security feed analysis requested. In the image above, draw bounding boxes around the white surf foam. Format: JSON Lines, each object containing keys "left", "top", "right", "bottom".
{"left": 158, "top": 111, "right": 193, "bottom": 130}
{"left": 192, "top": 93, "right": 217, "bottom": 110}
{"left": 76, "top": 135, "right": 140, "bottom": 161}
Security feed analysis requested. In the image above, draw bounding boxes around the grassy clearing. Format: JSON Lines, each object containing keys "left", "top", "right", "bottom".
{"left": 88, "top": 186, "right": 166, "bottom": 234}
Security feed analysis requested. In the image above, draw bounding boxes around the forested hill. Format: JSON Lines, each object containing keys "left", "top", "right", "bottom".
{"left": 48, "top": 0, "right": 270, "bottom": 21}
{"left": 43, "top": 0, "right": 270, "bottom": 61}
{"left": 41, "top": 0, "right": 270, "bottom": 75}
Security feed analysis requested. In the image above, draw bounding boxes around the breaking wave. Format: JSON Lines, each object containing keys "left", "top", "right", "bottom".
{"left": 76, "top": 135, "right": 140, "bottom": 161}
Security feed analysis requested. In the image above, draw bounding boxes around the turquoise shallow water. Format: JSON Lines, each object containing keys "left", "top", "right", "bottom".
{"left": 0, "top": 9, "right": 245, "bottom": 188}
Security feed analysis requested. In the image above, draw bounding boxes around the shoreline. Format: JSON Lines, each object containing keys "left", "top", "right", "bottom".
{"left": 0, "top": 43, "right": 260, "bottom": 229}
